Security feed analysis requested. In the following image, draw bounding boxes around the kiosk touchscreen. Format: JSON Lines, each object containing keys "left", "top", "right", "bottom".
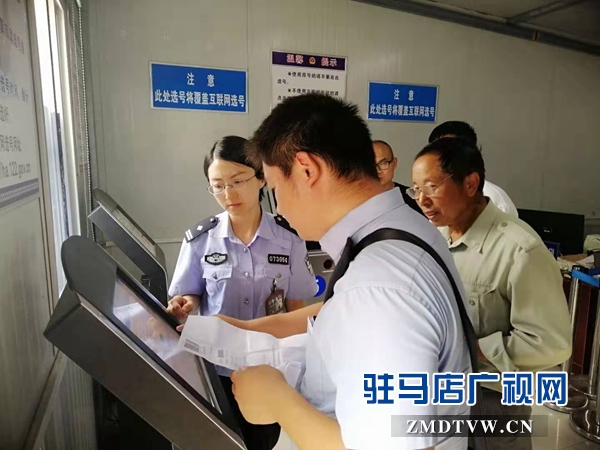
{"left": 44, "top": 236, "right": 245, "bottom": 450}
{"left": 89, "top": 188, "right": 169, "bottom": 305}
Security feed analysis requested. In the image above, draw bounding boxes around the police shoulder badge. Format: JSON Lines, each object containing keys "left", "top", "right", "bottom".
{"left": 185, "top": 216, "right": 219, "bottom": 243}
{"left": 305, "top": 255, "right": 315, "bottom": 276}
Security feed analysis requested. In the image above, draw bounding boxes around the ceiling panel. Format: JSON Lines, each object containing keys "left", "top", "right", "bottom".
{"left": 425, "top": 0, "right": 555, "bottom": 18}
{"left": 359, "top": 0, "right": 600, "bottom": 55}
{"left": 529, "top": 0, "right": 600, "bottom": 43}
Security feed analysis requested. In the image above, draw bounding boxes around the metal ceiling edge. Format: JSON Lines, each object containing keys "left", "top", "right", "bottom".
{"left": 507, "top": 0, "right": 589, "bottom": 24}
{"left": 537, "top": 31, "right": 600, "bottom": 57}
{"left": 522, "top": 22, "right": 600, "bottom": 48}
{"left": 353, "top": 0, "right": 534, "bottom": 38}
{"left": 352, "top": 0, "right": 600, "bottom": 57}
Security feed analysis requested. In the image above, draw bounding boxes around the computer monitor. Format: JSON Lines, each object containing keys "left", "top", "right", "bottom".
{"left": 517, "top": 208, "right": 586, "bottom": 256}
{"left": 44, "top": 236, "right": 245, "bottom": 449}
{"left": 89, "top": 189, "right": 169, "bottom": 305}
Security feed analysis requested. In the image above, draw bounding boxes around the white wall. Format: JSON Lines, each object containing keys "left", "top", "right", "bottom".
{"left": 85, "top": 0, "right": 600, "bottom": 274}
{"left": 0, "top": 0, "right": 55, "bottom": 446}
{"left": 0, "top": 0, "right": 97, "bottom": 448}
{"left": 0, "top": 200, "right": 54, "bottom": 448}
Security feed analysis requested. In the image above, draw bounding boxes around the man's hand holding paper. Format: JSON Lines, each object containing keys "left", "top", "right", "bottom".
{"left": 177, "top": 315, "right": 307, "bottom": 389}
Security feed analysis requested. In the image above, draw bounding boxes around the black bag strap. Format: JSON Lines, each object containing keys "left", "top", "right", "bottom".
{"left": 350, "top": 228, "right": 479, "bottom": 374}
{"left": 323, "top": 228, "right": 488, "bottom": 449}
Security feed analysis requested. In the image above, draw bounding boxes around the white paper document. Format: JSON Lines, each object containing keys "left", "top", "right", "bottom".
{"left": 178, "top": 315, "right": 307, "bottom": 389}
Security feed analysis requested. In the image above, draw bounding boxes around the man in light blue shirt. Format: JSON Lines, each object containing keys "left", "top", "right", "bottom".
{"left": 217, "top": 94, "right": 472, "bottom": 450}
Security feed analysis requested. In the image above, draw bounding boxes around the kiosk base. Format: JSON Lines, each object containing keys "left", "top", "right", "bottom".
{"left": 94, "top": 382, "right": 172, "bottom": 450}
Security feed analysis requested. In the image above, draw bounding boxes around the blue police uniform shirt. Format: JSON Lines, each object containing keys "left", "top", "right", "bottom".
{"left": 169, "top": 210, "right": 318, "bottom": 320}
{"left": 299, "top": 189, "right": 471, "bottom": 450}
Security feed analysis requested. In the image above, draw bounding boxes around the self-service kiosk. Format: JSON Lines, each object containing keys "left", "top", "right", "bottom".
{"left": 261, "top": 189, "right": 335, "bottom": 304}
{"left": 44, "top": 236, "right": 246, "bottom": 449}
{"left": 89, "top": 189, "right": 169, "bottom": 305}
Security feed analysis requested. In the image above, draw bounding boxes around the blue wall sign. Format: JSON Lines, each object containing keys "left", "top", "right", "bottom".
{"left": 368, "top": 82, "right": 438, "bottom": 122}
{"left": 314, "top": 275, "right": 327, "bottom": 298}
{"left": 150, "top": 62, "right": 247, "bottom": 113}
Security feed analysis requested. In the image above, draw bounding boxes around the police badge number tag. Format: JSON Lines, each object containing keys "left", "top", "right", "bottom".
{"left": 265, "top": 288, "right": 286, "bottom": 316}
{"left": 268, "top": 254, "right": 289, "bottom": 265}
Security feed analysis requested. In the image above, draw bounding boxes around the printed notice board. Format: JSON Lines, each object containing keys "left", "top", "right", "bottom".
{"left": 368, "top": 82, "right": 438, "bottom": 122}
{"left": 0, "top": 1, "right": 40, "bottom": 210}
{"left": 271, "top": 51, "right": 347, "bottom": 108}
{"left": 151, "top": 62, "right": 247, "bottom": 113}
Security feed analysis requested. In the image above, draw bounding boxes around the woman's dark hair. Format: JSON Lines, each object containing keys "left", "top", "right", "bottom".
{"left": 203, "top": 135, "right": 265, "bottom": 202}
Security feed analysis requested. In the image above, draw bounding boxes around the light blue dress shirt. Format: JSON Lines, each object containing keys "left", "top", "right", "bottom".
{"left": 299, "top": 189, "right": 471, "bottom": 450}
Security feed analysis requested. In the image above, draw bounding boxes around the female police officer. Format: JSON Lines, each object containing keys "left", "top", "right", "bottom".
{"left": 167, "top": 135, "right": 317, "bottom": 450}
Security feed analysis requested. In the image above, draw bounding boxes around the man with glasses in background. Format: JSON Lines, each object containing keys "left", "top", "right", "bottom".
{"left": 372, "top": 140, "right": 424, "bottom": 216}
{"left": 410, "top": 137, "right": 571, "bottom": 450}
{"left": 428, "top": 121, "right": 518, "bottom": 217}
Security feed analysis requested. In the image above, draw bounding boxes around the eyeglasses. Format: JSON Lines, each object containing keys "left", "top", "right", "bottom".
{"left": 376, "top": 159, "right": 393, "bottom": 171}
{"left": 406, "top": 174, "right": 453, "bottom": 200}
{"left": 207, "top": 175, "right": 256, "bottom": 195}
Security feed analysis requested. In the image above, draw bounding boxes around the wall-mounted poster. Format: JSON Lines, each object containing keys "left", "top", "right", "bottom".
{"left": 271, "top": 51, "right": 347, "bottom": 108}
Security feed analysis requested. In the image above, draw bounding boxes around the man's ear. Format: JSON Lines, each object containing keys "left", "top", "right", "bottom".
{"left": 464, "top": 172, "right": 481, "bottom": 197}
{"left": 295, "top": 151, "right": 322, "bottom": 188}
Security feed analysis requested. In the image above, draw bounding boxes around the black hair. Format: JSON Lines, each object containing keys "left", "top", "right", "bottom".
{"left": 372, "top": 140, "right": 395, "bottom": 158}
{"left": 415, "top": 137, "right": 486, "bottom": 193}
{"left": 203, "top": 135, "right": 265, "bottom": 202}
{"left": 247, "top": 94, "right": 378, "bottom": 182}
{"left": 428, "top": 121, "right": 478, "bottom": 147}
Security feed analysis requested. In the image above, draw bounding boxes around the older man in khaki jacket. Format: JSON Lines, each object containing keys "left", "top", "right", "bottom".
{"left": 411, "top": 137, "right": 571, "bottom": 450}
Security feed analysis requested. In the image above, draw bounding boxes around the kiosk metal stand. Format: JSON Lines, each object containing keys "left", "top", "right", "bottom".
{"left": 546, "top": 271, "right": 588, "bottom": 412}
{"left": 570, "top": 269, "right": 600, "bottom": 442}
